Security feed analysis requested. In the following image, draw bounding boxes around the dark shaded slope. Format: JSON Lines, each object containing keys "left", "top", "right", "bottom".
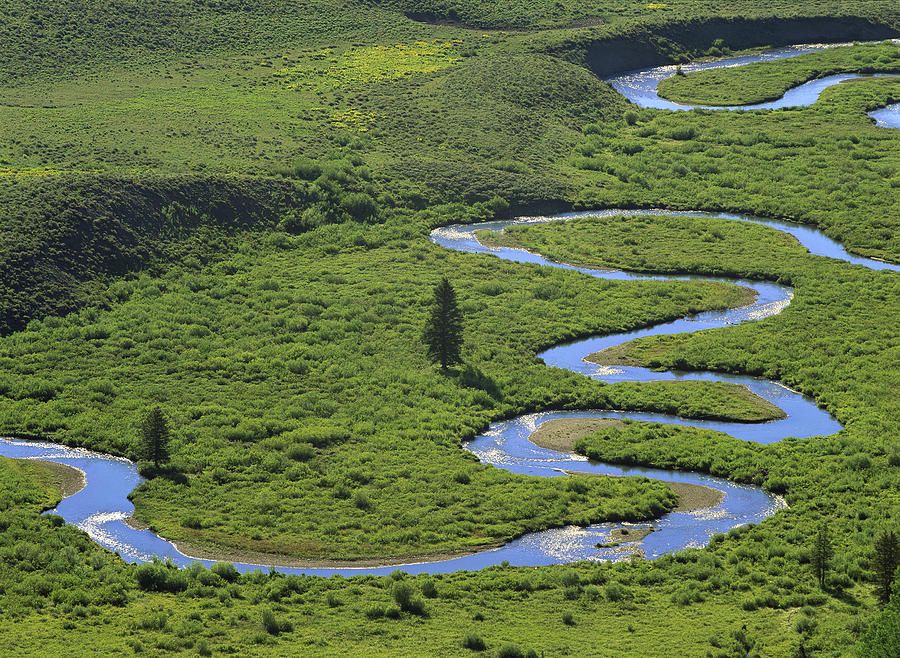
{"left": 0, "top": 175, "right": 294, "bottom": 333}
{"left": 552, "top": 16, "right": 898, "bottom": 77}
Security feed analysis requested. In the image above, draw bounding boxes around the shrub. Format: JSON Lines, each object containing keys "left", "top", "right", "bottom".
{"left": 135, "top": 611, "right": 168, "bottom": 631}
{"left": 462, "top": 633, "right": 486, "bottom": 651}
{"left": 134, "top": 560, "right": 189, "bottom": 593}
{"left": 181, "top": 515, "right": 203, "bottom": 529}
{"left": 667, "top": 126, "right": 697, "bottom": 140}
{"left": 261, "top": 608, "right": 293, "bottom": 635}
{"left": 291, "top": 158, "right": 322, "bottom": 180}
{"left": 671, "top": 584, "right": 704, "bottom": 606}
{"left": 604, "top": 582, "right": 627, "bottom": 602}
{"left": 795, "top": 615, "right": 816, "bottom": 634}
{"left": 211, "top": 562, "right": 240, "bottom": 583}
{"left": 353, "top": 491, "right": 372, "bottom": 510}
{"left": 482, "top": 195, "right": 510, "bottom": 217}
{"left": 287, "top": 443, "right": 316, "bottom": 461}
{"left": 18, "top": 381, "right": 57, "bottom": 401}
{"left": 283, "top": 425, "right": 350, "bottom": 448}
{"left": 341, "top": 192, "right": 378, "bottom": 222}
{"left": 422, "top": 580, "right": 438, "bottom": 599}
{"left": 393, "top": 582, "right": 427, "bottom": 616}
{"left": 497, "top": 645, "right": 525, "bottom": 658}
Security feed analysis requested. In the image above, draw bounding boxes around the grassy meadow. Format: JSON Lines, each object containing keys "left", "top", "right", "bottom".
{"left": 0, "top": 1, "right": 898, "bottom": 656}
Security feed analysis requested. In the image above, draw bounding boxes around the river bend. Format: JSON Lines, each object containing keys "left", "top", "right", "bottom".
{"left": 1, "top": 42, "right": 896, "bottom": 576}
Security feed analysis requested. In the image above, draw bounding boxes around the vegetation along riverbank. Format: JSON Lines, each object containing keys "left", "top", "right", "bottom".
{"left": 0, "top": 2, "right": 897, "bottom": 656}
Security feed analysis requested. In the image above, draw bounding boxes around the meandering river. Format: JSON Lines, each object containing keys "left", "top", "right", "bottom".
{"left": 607, "top": 41, "right": 900, "bottom": 114}
{"left": 1, "top": 42, "right": 896, "bottom": 576}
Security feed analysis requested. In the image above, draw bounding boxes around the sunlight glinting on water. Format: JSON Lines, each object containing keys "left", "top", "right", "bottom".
{"left": 0, "top": 42, "right": 894, "bottom": 575}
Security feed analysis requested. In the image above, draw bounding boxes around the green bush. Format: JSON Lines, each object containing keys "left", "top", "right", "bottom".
{"left": 393, "top": 582, "right": 427, "bottom": 616}
{"left": 462, "top": 633, "right": 486, "bottom": 651}
{"left": 134, "top": 560, "right": 189, "bottom": 593}
{"left": 261, "top": 608, "right": 293, "bottom": 635}
{"left": 211, "top": 562, "right": 240, "bottom": 583}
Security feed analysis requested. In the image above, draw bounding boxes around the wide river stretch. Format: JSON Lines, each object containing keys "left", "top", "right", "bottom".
{"left": 1, "top": 42, "right": 897, "bottom": 577}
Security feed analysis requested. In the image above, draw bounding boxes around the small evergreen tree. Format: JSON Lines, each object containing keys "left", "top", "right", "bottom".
{"left": 141, "top": 406, "right": 170, "bottom": 469}
{"left": 423, "top": 278, "right": 463, "bottom": 371}
{"left": 811, "top": 524, "right": 833, "bottom": 589}
{"left": 873, "top": 530, "right": 899, "bottom": 604}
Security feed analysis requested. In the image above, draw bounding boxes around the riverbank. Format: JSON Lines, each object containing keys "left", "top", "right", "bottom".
{"left": 122, "top": 519, "right": 508, "bottom": 569}
{"left": 530, "top": 418, "right": 625, "bottom": 451}
{"left": 533, "top": 416, "right": 726, "bottom": 513}
{"left": 36, "top": 460, "right": 86, "bottom": 499}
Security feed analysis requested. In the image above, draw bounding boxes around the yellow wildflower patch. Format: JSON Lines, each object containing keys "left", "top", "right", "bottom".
{"left": 330, "top": 109, "right": 377, "bottom": 133}
{"left": 645, "top": 3, "right": 669, "bottom": 9}
{"left": 275, "top": 40, "right": 462, "bottom": 89}
{"left": 0, "top": 167, "right": 66, "bottom": 178}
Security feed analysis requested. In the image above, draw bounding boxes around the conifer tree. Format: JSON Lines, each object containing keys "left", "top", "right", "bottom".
{"left": 141, "top": 406, "right": 170, "bottom": 469}
{"left": 873, "top": 530, "right": 899, "bottom": 604}
{"left": 423, "top": 278, "right": 463, "bottom": 371}
{"left": 812, "top": 524, "right": 833, "bottom": 589}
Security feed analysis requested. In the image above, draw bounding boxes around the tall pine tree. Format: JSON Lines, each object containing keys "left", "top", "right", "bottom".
{"left": 424, "top": 278, "right": 463, "bottom": 371}
{"left": 811, "top": 523, "right": 833, "bottom": 589}
{"left": 873, "top": 530, "right": 899, "bottom": 604}
{"left": 141, "top": 406, "right": 170, "bottom": 469}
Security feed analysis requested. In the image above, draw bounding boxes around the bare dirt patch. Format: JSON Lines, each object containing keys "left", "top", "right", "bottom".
{"left": 529, "top": 418, "right": 625, "bottom": 452}
{"left": 668, "top": 481, "right": 725, "bottom": 512}
{"left": 37, "top": 460, "right": 86, "bottom": 498}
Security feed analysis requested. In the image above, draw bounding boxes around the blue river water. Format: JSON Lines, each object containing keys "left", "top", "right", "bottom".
{"left": 0, "top": 43, "right": 896, "bottom": 577}
{"left": 607, "top": 41, "right": 899, "bottom": 113}
{"left": 870, "top": 101, "right": 900, "bottom": 128}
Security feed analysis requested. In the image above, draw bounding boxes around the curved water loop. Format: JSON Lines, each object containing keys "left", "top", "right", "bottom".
{"left": 0, "top": 205, "right": 861, "bottom": 576}
{"left": 607, "top": 41, "right": 899, "bottom": 112}
{"left": 1, "top": 43, "right": 896, "bottom": 575}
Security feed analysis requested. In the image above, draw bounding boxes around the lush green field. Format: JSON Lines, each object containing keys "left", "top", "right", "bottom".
{"left": 0, "top": 0, "right": 899, "bottom": 656}
{"left": 0, "top": 211, "right": 764, "bottom": 560}
{"left": 566, "top": 71, "right": 900, "bottom": 261}
{"left": 443, "top": 212, "right": 900, "bottom": 655}
{"left": 1, "top": 212, "right": 895, "bottom": 656}
{"left": 379, "top": 0, "right": 899, "bottom": 29}
{"left": 658, "top": 41, "right": 900, "bottom": 105}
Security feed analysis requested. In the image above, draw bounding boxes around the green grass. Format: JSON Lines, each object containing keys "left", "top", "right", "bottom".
{"left": 483, "top": 212, "right": 899, "bottom": 431}
{"left": 658, "top": 41, "right": 900, "bottom": 105}
{"left": 379, "top": 0, "right": 899, "bottom": 29}
{"left": 479, "top": 213, "right": 803, "bottom": 278}
{"left": 0, "top": 1, "right": 899, "bottom": 655}
{"left": 0, "top": 213, "right": 761, "bottom": 560}
{"left": 1, "top": 205, "right": 896, "bottom": 656}
{"left": 566, "top": 75, "right": 900, "bottom": 261}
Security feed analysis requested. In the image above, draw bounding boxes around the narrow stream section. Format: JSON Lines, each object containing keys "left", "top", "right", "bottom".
{"left": 0, "top": 44, "right": 896, "bottom": 576}
{"left": 607, "top": 41, "right": 899, "bottom": 112}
